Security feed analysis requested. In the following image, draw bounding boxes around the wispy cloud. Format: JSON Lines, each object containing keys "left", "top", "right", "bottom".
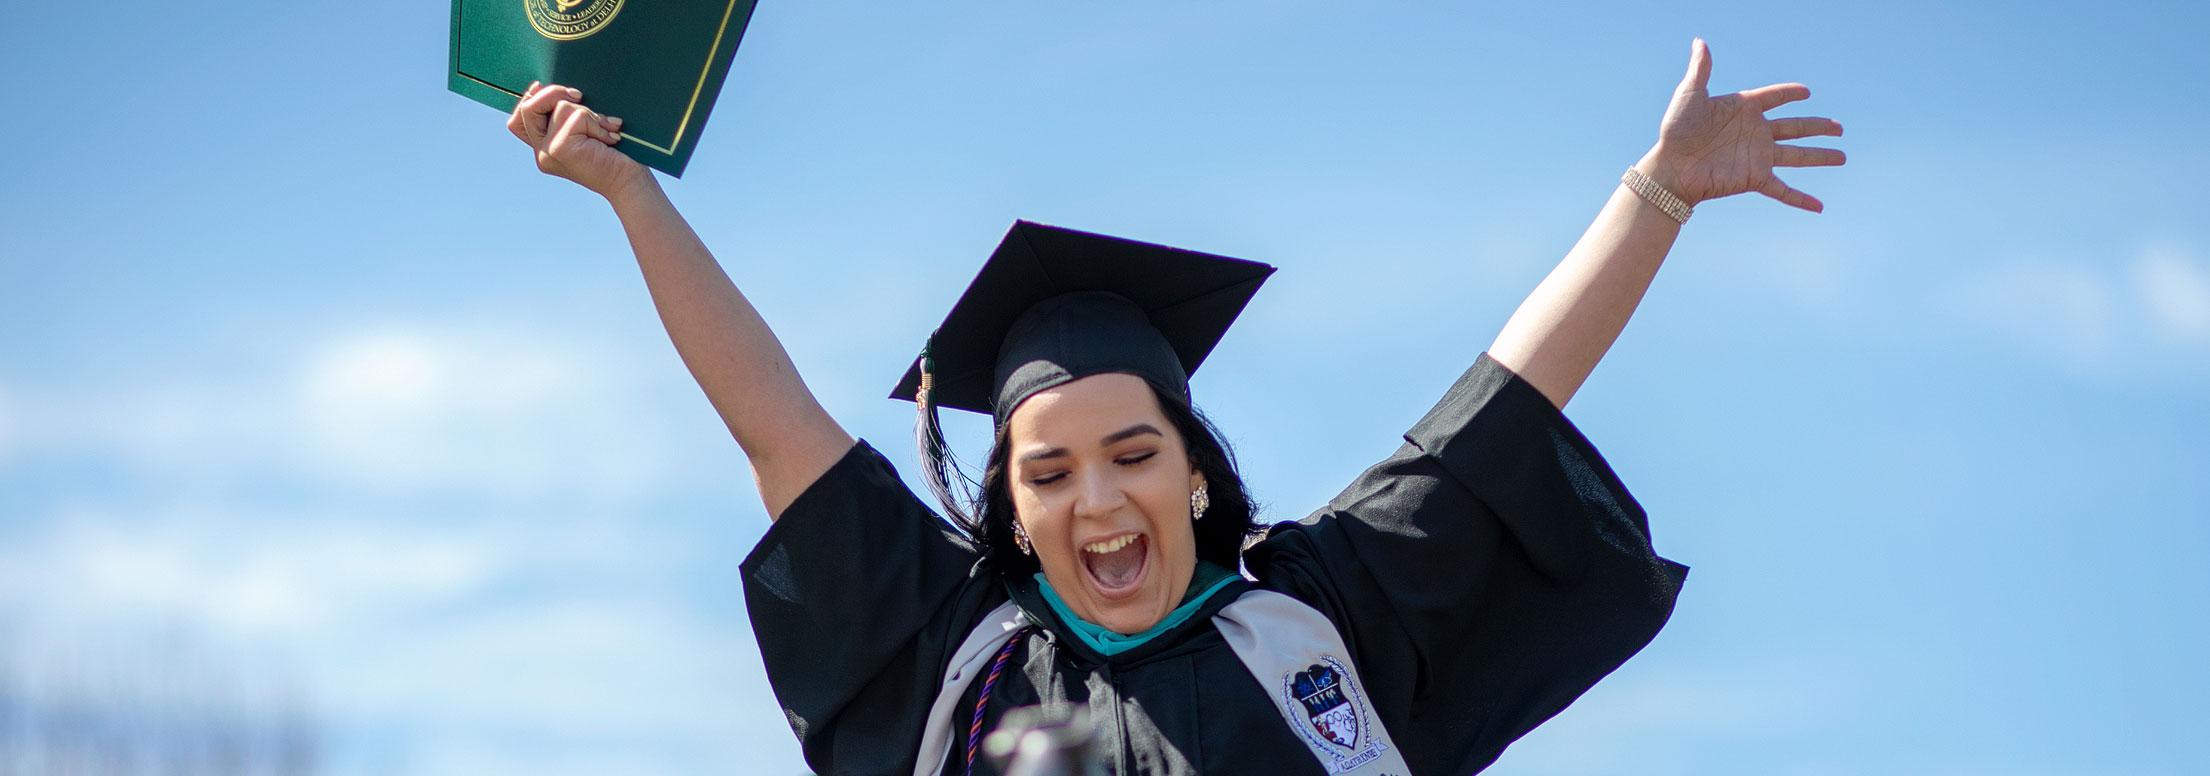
{"left": 1764, "top": 244, "right": 1854, "bottom": 311}
{"left": 0, "top": 506, "right": 797, "bottom": 775}
{"left": 1956, "top": 260, "right": 2118, "bottom": 364}
{"left": 2134, "top": 244, "right": 2210, "bottom": 342}
{"left": 0, "top": 381, "right": 13, "bottom": 461}
{"left": 1952, "top": 244, "right": 2210, "bottom": 379}
{"left": 0, "top": 315, "right": 802, "bottom": 774}
{"left": 319, "top": 599, "right": 771, "bottom": 735}
{"left": 290, "top": 326, "right": 671, "bottom": 499}
{"left": 1508, "top": 652, "right": 1874, "bottom": 766}
{"left": 10, "top": 320, "right": 710, "bottom": 503}
{"left": 1498, "top": 647, "right": 2082, "bottom": 776}
{"left": 0, "top": 508, "right": 501, "bottom": 639}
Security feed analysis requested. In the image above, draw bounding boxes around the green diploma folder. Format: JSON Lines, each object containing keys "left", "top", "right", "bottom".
{"left": 449, "top": 0, "right": 760, "bottom": 177}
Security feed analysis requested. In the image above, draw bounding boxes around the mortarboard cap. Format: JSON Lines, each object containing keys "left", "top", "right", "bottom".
{"left": 893, "top": 221, "right": 1276, "bottom": 427}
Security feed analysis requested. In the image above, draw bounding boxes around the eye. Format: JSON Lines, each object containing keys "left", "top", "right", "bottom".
{"left": 1027, "top": 471, "right": 1067, "bottom": 487}
{"left": 1116, "top": 451, "right": 1157, "bottom": 467}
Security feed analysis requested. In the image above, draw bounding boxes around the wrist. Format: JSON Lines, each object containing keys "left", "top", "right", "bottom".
{"left": 1633, "top": 146, "right": 1695, "bottom": 205}
{"left": 600, "top": 165, "right": 663, "bottom": 211}
{"left": 1622, "top": 149, "right": 1694, "bottom": 225}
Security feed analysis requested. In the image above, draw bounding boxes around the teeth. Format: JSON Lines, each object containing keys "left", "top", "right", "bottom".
{"left": 1083, "top": 535, "right": 1137, "bottom": 554}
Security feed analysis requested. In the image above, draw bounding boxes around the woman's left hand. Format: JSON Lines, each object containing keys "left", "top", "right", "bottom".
{"left": 1642, "top": 39, "right": 1845, "bottom": 213}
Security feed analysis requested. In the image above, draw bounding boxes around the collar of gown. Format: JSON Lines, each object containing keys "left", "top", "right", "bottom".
{"left": 1032, "top": 561, "right": 1240, "bottom": 657}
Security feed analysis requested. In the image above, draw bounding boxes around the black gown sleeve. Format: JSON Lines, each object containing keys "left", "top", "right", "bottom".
{"left": 1245, "top": 353, "right": 1688, "bottom": 775}
{"left": 740, "top": 439, "right": 999, "bottom": 776}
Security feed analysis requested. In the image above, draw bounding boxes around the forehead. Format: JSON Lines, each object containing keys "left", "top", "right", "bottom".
{"left": 1005, "top": 373, "right": 1172, "bottom": 447}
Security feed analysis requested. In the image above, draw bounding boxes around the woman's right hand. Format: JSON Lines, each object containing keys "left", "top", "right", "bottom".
{"left": 506, "top": 81, "right": 649, "bottom": 200}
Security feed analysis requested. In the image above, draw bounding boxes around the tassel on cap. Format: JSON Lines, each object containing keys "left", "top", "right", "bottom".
{"left": 915, "top": 342, "right": 978, "bottom": 529}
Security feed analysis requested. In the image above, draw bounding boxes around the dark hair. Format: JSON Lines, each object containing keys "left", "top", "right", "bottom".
{"left": 920, "top": 385, "right": 1258, "bottom": 577}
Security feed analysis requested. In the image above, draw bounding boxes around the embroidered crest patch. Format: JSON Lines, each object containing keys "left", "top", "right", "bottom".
{"left": 1292, "top": 662, "right": 1358, "bottom": 748}
{"left": 1281, "top": 655, "right": 1391, "bottom": 773}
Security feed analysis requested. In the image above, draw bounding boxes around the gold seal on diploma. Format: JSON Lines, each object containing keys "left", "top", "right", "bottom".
{"left": 523, "top": 0, "right": 623, "bottom": 40}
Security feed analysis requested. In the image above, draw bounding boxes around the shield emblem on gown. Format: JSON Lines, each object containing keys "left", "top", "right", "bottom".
{"left": 1290, "top": 663, "right": 1358, "bottom": 750}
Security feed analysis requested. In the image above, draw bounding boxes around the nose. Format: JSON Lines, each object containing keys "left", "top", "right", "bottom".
{"left": 1071, "top": 463, "right": 1126, "bottom": 521}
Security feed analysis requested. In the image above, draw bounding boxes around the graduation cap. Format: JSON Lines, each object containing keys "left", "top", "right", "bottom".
{"left": 892, "top": 221, "right": 1277, "bottom": 427}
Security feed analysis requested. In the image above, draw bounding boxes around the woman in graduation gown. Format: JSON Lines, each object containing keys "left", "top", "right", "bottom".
{"left": 503, "top": 39, "right": 1843, "bottom": 775}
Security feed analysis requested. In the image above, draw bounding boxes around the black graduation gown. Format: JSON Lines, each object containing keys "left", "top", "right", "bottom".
{"left": 741, "top": 354, "right": 1688, "bottom": 776}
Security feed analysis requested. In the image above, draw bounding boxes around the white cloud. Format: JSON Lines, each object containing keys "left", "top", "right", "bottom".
{"left": 0, "top": 509, "right": 503, "bottom": 639}
{"left": 325, "top": 595, "right": 801, "bottom": 775}
{"left": 18, "top": 381, "right": 282, "bottom": 473}
{"left": 1951, "top": 245, "right": 2210, "bottom": 380}
{"left": 305, "top": 335, "right": 440, "bottom": 409}
{"left": 1501, "top": 649, "right": 1889, "bottom": 776}
{"left": 2134, "top": 245, "right": 2210, "bottom": 341}
{"left": 0, "top": 502, "right": 722, "bottom": 645}
{"left": 319, "top": 600, "right": 768, "bottom": 733}
{"left": 0, "top": 316, "right": 794, "bottom": 774}
{"left": 1955, "top": 260, "right": 2117, "bottom": 364}
{"left": 0, "top": 381, "right": 12, "bottom": 459}
{"left": 291, "top": 326, "right": 687, "bottom": 499}
{"left": 0, "top": 509, "right": 803, "bottom": 776}
{"left": 7, "top": 320, "right": 707, "bottom": 502}
{"left": 1766, "top": 245, "right": 1851, "bottom": 310}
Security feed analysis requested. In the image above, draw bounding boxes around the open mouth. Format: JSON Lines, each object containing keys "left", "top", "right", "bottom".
{"left": 1081, "top": 533, "right": 1149, "bottom": 598}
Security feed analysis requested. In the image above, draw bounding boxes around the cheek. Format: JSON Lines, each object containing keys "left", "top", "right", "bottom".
{"left": 1142, "top": 471, "right": 1196, "bottom": 526}
{"left": 1010, "top": 486, "right": 1043, "bottom": 518}
{"left": 1009, "top": 490, "right": 1060, "bottom": 540}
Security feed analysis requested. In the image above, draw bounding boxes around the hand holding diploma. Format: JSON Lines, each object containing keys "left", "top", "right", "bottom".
{"left": 507, "top": 82, "right": 651, "bottom": 202}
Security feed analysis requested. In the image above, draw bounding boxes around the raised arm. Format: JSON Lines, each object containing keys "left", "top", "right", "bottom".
{"left": 507, "top": 83, "right": 852, "bottom": 519}
{"left": 1488, "top": 39, "right": 1845, "bottom": 407}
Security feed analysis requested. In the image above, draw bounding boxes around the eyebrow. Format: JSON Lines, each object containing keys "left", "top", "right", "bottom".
{"left": 1016, "top": 423, "right": 1165, "bottom": 465}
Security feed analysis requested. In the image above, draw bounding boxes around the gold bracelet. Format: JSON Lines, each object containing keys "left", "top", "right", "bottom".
{"left": 1622, "top": 168, "right": 1692, "bottom": 224}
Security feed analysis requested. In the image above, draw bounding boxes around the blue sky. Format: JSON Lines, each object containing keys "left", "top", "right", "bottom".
{"left": 3, "top": 0, "right": 2206, "bottom": 773}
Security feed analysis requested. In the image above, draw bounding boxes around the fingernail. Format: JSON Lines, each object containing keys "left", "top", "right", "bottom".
{"left": 566, "top": 87, "right": 582, "bottom": 100}
{"left": 608, "top": 116, "right": 624, "bottom": 128}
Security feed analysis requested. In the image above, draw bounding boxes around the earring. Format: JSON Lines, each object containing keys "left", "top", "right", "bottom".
{"left": 1190, "top": 485, "right": 1209, "bottom": 521}
{"left": 1012, "top": 520, "right": 1033, "bottom": 556}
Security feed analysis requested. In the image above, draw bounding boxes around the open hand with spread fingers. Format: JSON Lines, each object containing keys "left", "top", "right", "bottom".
{"left": 504, "top": 81, "right": 650, "bottom": 201}
{"left": 1640, "top": 39, "right": 1846, "bottom": 213}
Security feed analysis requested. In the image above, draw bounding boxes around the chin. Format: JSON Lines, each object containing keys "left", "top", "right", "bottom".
{"left": 1094, "top": 602, "right": 1168, "bottom": 635}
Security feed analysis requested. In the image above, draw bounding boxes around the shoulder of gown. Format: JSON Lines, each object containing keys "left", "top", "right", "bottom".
{"left": 1246, "top": 352, "right": 1688, "bottom": 775}
{"left": 740, "top": 438, "right": 1003, "bottom": 776}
